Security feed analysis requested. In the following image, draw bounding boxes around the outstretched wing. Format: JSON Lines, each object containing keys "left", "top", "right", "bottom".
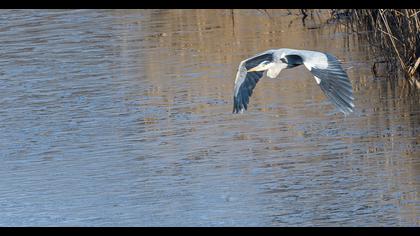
{"left": 299, "top": 51, "right": 355, "bottom": 115}
{"left": 233, "top": 52, "right": 273, "bottom": 113}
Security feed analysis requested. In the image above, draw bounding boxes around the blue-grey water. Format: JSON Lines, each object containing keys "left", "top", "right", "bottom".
{"left": 0, "top": 9, "right": 419, "bottom": 226}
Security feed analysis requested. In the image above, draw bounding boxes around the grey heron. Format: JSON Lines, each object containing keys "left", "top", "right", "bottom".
{"left": 233, "top": 48, "right": 355, "bottom": 115}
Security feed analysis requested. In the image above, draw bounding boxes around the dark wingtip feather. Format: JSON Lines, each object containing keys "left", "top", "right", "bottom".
{"left": 233, "top": 94, "right": 247, "bottom": 113}
{"left": 319, "top": 79, "right": 355, "bottom": 115}
{"left": 309, "top": 53, "right": 355, "bottom": 115}
{"left": 232, "top": 71, "right": 264, "bottom": 114}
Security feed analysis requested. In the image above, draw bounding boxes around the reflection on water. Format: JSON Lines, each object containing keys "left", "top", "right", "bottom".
{"left": 0, "top": 9, "right": 419, "bottom": 226}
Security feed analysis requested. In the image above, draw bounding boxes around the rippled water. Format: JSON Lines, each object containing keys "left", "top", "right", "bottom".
{"left": 0, "top": 9, "right": 419, "bottom": 226}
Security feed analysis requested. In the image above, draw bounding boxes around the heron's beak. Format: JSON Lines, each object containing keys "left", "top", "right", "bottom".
{"left": 247, "top": 66, "right": 260, "bottom": 72}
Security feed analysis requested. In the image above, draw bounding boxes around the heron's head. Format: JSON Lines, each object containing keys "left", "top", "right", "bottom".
{"left": 247, "top": 60, "right": 274, "bottom": 72}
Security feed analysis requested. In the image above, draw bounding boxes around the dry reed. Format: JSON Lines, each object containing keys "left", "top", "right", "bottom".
{"left": 333, "top": 9, "right": 420, "bottom": 88}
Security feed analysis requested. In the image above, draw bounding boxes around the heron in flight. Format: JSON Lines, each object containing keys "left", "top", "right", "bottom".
{"left": 233, "top": 48, "right": 355, "bottom": 115}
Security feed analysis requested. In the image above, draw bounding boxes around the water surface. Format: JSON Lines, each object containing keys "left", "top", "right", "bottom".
{"left": 0, "top": 9, "right": 419, "bottom": 226}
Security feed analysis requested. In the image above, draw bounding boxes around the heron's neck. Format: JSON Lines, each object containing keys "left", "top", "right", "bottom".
{"left": 266, "top": 63, "right": 287, "bottom": 78}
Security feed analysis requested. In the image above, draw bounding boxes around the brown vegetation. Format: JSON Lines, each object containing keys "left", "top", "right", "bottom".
{"left": 332, "top": 9, "right": 420, "bottom": 88}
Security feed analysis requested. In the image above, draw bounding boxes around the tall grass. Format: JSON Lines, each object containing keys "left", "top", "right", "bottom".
{"left": 335, "top": 9, "right": 420, "bottom": 88}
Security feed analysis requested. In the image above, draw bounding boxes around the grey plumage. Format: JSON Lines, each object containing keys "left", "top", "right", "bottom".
{"left": 233, "top": 48, "right": 355, "bottom": 115}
